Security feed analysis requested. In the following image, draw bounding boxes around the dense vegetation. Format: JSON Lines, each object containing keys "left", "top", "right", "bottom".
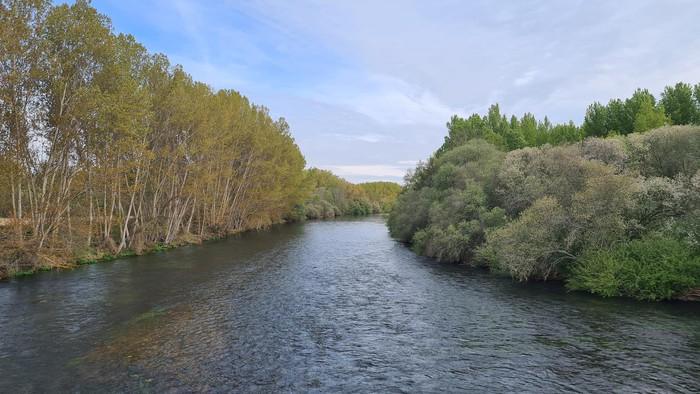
{"left": 0, "top": 1, "right": 399, "bottom": 279}
{"left": 441, "top": 83, "right": 700, "bottom": 154}
{"left": 389, "top": 84, "right": 700, "bottom": 301}
{"left": 290, "top": 169, "right": 401, "bottom": 220}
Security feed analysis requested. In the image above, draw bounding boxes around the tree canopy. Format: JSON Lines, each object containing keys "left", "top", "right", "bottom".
{"left": 290, "top": 169, "right": 400, "bottom": 220}
{"left": 440, "top": 82, "right": 699, "bottom": 156}
{"left": 0, "top": 0, "right": 362, "bottom": 277}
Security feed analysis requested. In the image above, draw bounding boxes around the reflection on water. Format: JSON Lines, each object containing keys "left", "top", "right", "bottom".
{"left": 1, "top": 217, "right": 699, "bottom": 392}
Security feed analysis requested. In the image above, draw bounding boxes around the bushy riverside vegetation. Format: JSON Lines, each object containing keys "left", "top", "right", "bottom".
{"left": 389, "top": 85, "right": 700, "bottom": 301}
{"left": 0, "top": 1, "right": 399, "bottom": 279}
{"left": 290, "top": 169, "right": 401, "bottom": 220}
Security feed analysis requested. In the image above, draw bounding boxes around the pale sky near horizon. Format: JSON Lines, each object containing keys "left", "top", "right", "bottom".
{"left": 85, "top": 0, "right": 700, "bottom": 183}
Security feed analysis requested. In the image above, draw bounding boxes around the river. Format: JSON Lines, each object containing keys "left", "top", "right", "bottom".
{"left": 1, "top": 217, "right": 699, "bottom": 392}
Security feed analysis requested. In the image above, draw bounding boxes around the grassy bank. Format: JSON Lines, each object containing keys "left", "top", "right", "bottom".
{"left": 0, "top": 212, "right": 395, "bottom": 280}
{"left": 0, "top": 225, "right": 244, "bottom": 280}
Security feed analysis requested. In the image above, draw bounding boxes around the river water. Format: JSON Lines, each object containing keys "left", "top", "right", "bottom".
{"left": 1, "top": 217, "right": 699, "bottom": 392}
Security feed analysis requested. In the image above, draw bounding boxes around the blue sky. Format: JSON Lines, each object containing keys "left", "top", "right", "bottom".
{"left": 85, "top": 0, "right": 700, "bottom": 183}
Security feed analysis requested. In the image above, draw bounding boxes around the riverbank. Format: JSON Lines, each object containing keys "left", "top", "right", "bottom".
{"left": 389, "top": 125, "right": 700, "bottom": 302}
{"left": 0, "top": 213, "right": 389, "bottom": 280}
{"left": 0, "top": 228, "right": 221, "bottom": 280}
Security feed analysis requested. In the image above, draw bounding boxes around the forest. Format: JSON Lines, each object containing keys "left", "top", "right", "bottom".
{"left": 292, "top": 168, "right": 401, "bottom": 220}
{"left": 0, "top": 1, "right": 398, "bottom": 279}
{"left": 389, "top": 84, "right": 700, "bottom": 301}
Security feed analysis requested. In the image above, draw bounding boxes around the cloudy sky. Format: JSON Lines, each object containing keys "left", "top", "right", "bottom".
{"left": 90, "top": 0, "right": 700, "bottom": 183}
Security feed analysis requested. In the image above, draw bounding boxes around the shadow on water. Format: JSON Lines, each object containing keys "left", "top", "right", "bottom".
{"left": 1, "top": 217, "right": 699, "bottom": 392}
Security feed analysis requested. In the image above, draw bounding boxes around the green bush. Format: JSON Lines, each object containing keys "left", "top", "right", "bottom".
{"left": 389, "top": 100, "right": 699, "bottom": 301}
{"left": 412, "top": 224, "right": 471, "bottom": 263}
{"left": 567, "top": 235, "right": 700, "bottom": 300}
{"left": 348, "top": 199, "right": 372, "bottom": 216}
{"left": 484, "top": 196, "right": 570, "bottom": 280}
{"left": 625, "top": 126, "right": 700, "bottom": 178}
{"left": 285, "top": 204, "right": 307, "bottom": 222}
{"left": 387, "top": 187, "right": 438, "bottom": 241}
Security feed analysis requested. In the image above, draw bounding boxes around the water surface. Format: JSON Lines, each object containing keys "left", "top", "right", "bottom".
{"left": 1, "top": 217, "right": 699, "bottom": 392}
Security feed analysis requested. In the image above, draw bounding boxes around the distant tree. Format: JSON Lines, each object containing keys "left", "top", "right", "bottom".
{"left": 625, "top": 89, "right": 657, "bottom": 115}
{"left": 509, "top": 115, "right": 520, "bottom": 131}
{"left": 606, "top": 98, "right": 633, "bottom": 134}
{"left": 633, "top": 98, "right": 667, "bottom": 132}
{"left": 694, "top": 83, "right": 700, "bottom": 123}
{"left": 536, "top": 116, "right": 553, "bottom": 145}
{"left": 520, "top": 113, "right": 538, "bottom": 146}
{"left": 486, "top": 104, "right": 504, "bottom": 133}
{"left": 583, "top": 102, "right": 609, "bottom": 137}
{"left": 661, "top": 82, "right": 699, "bottom": 125}
{"left": 549, "top": 122, "right": 582, "bottom": 144}
{"left": 441, "top": 114, "right": 490, "bottom": 152}
{"left": 503, "top": 127, "right": 526, "bottom": 150}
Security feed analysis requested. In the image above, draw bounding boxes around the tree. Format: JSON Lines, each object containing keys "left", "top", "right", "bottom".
{"left": 694, "top": 83, "right": 700, "bottom": 123}
{"left": 520, "top": 113, "right": 538, "bottom": 146}
{"left": 583, "top": 102, "right": 609, "bottom": 137}
{"left": 633, "top": 97, "right": 667, "bottom": 132}
{"left": 626, "top": 89, "right": 657, "bottom": 115}
{"left": 0, "top": 0, "right": 50, "bottom": 242}
{"left": 0, "top": 0, "right": 312, "bottom": 277}
{"left": 661, "top": 82, "right": 698, "bottom": 125}
{"left": 606, "top": 98, "right": 633, "bottom": 134}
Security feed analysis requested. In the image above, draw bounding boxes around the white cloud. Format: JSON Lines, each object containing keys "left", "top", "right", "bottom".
{"left": 514, "top": 70, "right": 538, "bottom": 87}
{"left": 97, "top": 0, "right": 700, "bottom": 182}
{"left": 322, "top": 164, "right": 408, "bottom": 178}
{"left": 246, "top": 0, "right": 700, "bottom": 123}
{"left": 325, "top": 133, "right": 385, "bottom": 143}
{"left": 304, "top": 72, "right": 463, "bottom": 126}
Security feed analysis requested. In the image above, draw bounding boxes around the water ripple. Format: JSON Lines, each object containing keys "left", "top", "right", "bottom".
{"left": 1, "top": 217, "right": 699, "bottom": 392}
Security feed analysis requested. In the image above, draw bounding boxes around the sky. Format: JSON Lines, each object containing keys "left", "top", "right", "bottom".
{"left": 84, "top": 0, "right": 700, "bottom": 183}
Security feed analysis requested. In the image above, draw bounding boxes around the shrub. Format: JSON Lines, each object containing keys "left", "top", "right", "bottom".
{"left": 427, "top": 184, "right": 485, "bottom": 228}
{"left": 567, "top": 235, "right": 700, "bottom": 301}
{"left": 387, "top": 187, "right": 438, "bottom": 242}
{"left": 390, "top": 109, "right": 700, "bottom": 301}
{"left": 625, "top": 126, "right": 700, "bottom": 178}
{"left": 484, "top": 197, "right": 571, "bottom": 280}
{"left": 286, "top": 204, "right": 307, "bottom": 222}
{"left": 433, "top": 139, "right": 505, "bottom": 188}
{"left": 494, "top": 145, "right": 593, "bottom": 216}
{"left": 567, "top": 172, "right": 640, "bottom": 252}
{"left": 348, "top": 199, "right": 372, "bottom": 216}
{"left": 412, "top": 223, "right": 475, "bottom": 263}
{"left": 630, "top": 176, "right": 688, "bottom": 234}
{"left": 580, "top": 137, "right": 627, "bottom": 170}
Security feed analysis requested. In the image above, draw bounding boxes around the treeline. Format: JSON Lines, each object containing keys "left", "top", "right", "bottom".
{"left": 441, "top": 82, "right": 700, "bottom": 153}
{"left": 583, "top": 83, "right": 700, "bottom": 137}
{"left": 289, "top": 169, "right": 401, "bottom": 220}
{"left": 390, "top": 89, "right": 700, "bottom": 301}
{"left": 0, "top": 1, "right": 307, "bottom": 277}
